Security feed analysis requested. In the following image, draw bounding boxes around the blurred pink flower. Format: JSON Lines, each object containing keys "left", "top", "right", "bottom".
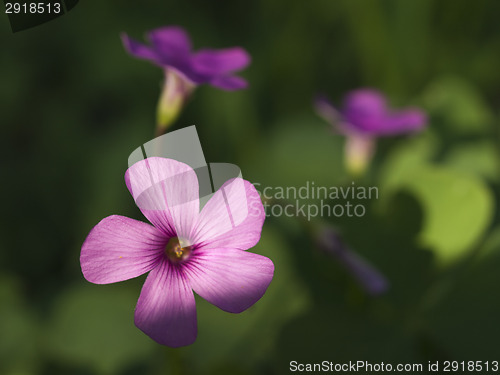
{"left": 316, "top": 89, "right": 426, "bottom": 136}
{"left": 122, "top": 26, "right": 251, "bottom": 91}
{"left": 315, "top": 89, "right": 427, "bottom": 175}
{"left": 121, "top": 26, "right": 251, "bottom": 131}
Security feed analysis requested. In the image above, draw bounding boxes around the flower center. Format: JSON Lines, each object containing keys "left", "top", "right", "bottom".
{"left": 164, "top": 237, "right": 192, "bottom": 263}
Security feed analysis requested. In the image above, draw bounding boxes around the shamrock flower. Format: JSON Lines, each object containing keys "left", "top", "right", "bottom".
{"left": 315, "top": 89, "right": 427, "bottom": 175}
{"left": 80, "top": 157, "right": 273, "bottom": 347}
{"left": 121, "top": 26, "right": 251, "bottom": 132}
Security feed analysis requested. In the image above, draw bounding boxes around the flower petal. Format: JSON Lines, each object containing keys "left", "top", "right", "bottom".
{"left": 314, "top": 95, "right": 344, "bottom": 133}
{"left": 191, "top": 179, "right": 264, "bottom": 250}
{"left": 342, "top": 89, "right": 387, "bottom": 133}
{"left": 379, "top": 108, "right": 427, "bottom": 135}
{"left": 209, "top": 75, "right": 248, "bottom": 91}
{"left": 121, "top": 33, "right": 161, "bottom": 64}
{"left": 185, "top": 248, "right": 274, "bottom": 313}
{"left": 80, "top": 215, "right": 165, "bottom": 284}
{"left": 147, "top": 26, "right": 192, "bottom": 65}
{"left": 340, "top": 88, "right": 427, "bottom": 136}
{"left": 125, "top": 157, "right": 200, "bottom": 242}
{"left": 135, "top": 260, "right": 197, "bottom": 347}
{"left": 192, "top": 47, "right": 250, "bottom": 76}
{"left": 343, "top": 89, "right": 387, "bottom": 120}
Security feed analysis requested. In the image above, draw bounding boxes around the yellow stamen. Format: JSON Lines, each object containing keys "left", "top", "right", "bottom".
{"left": 164, "top": 237, "right": 192, "bottom": 263}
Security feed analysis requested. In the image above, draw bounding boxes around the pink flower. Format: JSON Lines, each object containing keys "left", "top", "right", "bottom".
{"left": 80, "top": 157, "right": 274, "bottom": 347}
{"left": 315, "top": 89, "right": 427, "bottom": 175}
{"left": 121, "top": 26, "right": 251, "bottom": 131}
{"left": 122, "top": 26, "right": 251, "bottom": 91}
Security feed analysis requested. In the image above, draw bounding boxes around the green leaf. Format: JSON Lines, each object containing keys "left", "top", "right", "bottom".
{"left": 378, "top": 131, "right": 438, "bottom": 190}
{"left": 0, "top": 276, "right": 40, "bottom": 375}
{"left": 406, "top": 166, "right": 493, "bottom": 262}
{"left": 443, "top": 141, "right": 500, "bottom": 182}
{"left": 381, "top": 163, "right": 493, "bottom": 263}
{"left": 46, "top": 283, "right": 156, "bottom": 375}
{"left": 421, "top": 76, "right": 493, "bottom": 135}
{"left": 379, "top": 133, "right": 494, "bottom": 263}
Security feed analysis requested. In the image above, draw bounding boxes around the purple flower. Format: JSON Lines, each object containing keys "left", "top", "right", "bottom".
{"left": 316, "top": 89, "right": 426, "bottom": 136}
{"left": 121, "top": 26, "right": 250, "bottom": 132}
{"left": 80, "top": 157, "right": 273, "bottom": 347}
{"left": 315, "top": 89, "right": 427, "bottom": 175}
{"left": 122, "top": 26, "right": 250, "bottom": 90}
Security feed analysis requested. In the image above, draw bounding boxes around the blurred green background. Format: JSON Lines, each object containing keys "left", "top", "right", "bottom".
{"left": 2, "top": 0, "right": 500, "bottom": 374}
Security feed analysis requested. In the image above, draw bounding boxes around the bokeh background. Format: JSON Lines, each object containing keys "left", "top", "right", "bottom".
{"left": 2, "top": 0, "right": 500, "bottom": 374}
